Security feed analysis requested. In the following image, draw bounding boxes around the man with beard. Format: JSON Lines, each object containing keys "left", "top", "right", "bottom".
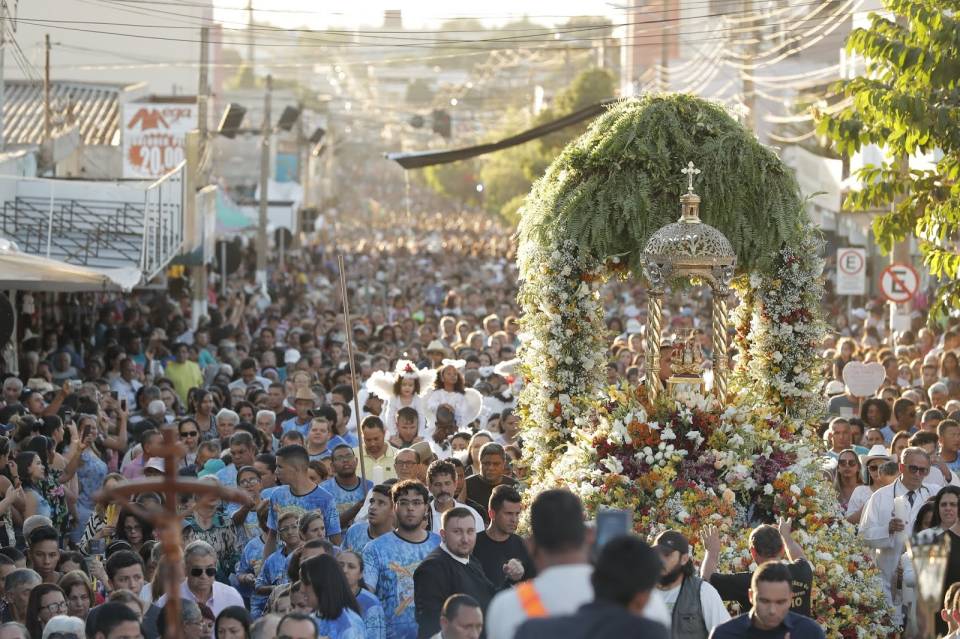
{"left": 363, "top": 480, "right": 441, "bottom": 639}
{"left": 413, "top": 508, "right": 496, "bottom": 638}
{"left": 654, "top": 530, "right": 729, "bottom": 637}
{"left": 426, "top": 460, "right": 484, "bottom": 533}
{"left": 473, "top": 485, "right": 534, "bottom": 590}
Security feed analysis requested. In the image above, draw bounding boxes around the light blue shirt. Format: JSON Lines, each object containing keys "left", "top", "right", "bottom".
{"left": 362, "top": 531, "right": 441, "bottom": 639}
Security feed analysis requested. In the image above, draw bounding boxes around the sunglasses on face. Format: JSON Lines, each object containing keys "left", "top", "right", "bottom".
{"left": 838, "top": 459, "right": 859, "bottom": 467}
{"left": 906, "top": 464, "right": 930, "bottom": 475}
{"left": 189, "top": 567, "right": 216, "bottom": 577}
{"left": 180, "top": 431, "right": 199, "bottom": 438}
{"left": 868, "top": 464, "right": 881, "bottom": 472}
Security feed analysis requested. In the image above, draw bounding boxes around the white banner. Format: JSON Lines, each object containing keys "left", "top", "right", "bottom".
{"left": 122, "top": 102, "right": 197, "bottom": 179}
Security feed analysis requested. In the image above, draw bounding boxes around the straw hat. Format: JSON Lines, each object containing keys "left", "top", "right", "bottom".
{"left": 294, "top": 387, "right": 316, "bottom": 403}
{"left": 426, "top": 340, "right": 449, "bottom": 355}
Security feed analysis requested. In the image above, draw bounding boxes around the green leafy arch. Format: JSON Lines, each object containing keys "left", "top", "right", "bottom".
{"left": 519, "top": 93, "right": 807, "bottom": 275}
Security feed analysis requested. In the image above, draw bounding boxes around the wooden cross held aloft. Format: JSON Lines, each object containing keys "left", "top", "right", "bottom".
{"left": 96, "top": 426, "right": 252, "bottom": 639}
{"left": 682, "top": 161, "right": 701, "bottom": 193}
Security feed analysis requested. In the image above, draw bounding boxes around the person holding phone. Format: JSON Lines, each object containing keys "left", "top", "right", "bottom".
{"left": 62, "top": 414, "right": 110, "bottom": 546}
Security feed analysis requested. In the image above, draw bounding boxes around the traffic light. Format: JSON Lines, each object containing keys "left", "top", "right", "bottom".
{"left": 431, "top": 109, "right": 451, "bottom": 139}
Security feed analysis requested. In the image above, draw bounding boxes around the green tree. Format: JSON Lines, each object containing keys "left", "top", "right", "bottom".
{"left": 817, "top": 1, "right": 960, "bottom": 317}
{"left": 421, "top": 159, "right": 481, "bottom": 206}
{"left": 481, "top": 67, "right": 616, "bottom": 220}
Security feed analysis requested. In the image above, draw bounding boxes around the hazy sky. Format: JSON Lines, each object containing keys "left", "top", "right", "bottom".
{"left": 213, "top": 0, "right": 625, "bottom": 30}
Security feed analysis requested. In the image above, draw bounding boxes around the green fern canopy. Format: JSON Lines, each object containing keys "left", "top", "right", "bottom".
{"left": 518, "top": 93, "right": 808, "bottom": 273}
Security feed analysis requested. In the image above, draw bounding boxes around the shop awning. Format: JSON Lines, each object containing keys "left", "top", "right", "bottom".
{"left": 0, "top": 241, "right": 140, "bottom": 292}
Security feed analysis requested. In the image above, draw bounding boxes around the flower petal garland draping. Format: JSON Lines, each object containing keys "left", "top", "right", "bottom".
{"left": 516, "top": 95, "right": 892, "bottom": 636}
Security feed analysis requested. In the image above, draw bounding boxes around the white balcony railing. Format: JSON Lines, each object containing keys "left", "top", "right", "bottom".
{"left": 0, "top": 163, "right": 185, "bottom": 284}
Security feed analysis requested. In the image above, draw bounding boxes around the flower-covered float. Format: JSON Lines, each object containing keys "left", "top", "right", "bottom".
{"left": 515, "top": 94, "right": 891, "bottom": 636}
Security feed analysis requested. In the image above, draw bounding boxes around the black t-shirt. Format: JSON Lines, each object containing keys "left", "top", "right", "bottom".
{"left": 472, "top": 530, "right": 536, "bottom": 590}
{"left": 465, "top": 474, "right": 518, "bottom": 514}
{"left": 710, "top": 558, "right": 813, "bottom": 616}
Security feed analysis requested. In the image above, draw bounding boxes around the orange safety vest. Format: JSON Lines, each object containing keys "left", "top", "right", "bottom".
{"left": 515, "top": 581, "right": 548, "bottom": 617}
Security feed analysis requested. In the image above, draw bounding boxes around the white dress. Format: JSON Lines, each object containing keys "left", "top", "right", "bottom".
{"left": 383, "top": 394, "right": 429, "bottom": 438}
{"left": 426, "top": 388, "right": 474, "bottom": 432}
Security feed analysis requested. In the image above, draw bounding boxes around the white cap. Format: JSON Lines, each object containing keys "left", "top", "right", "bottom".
{"left": 625, "top": 318, "right": 643, "bottom": 335}
{"left": 144, "top": 457, "right": 165, "bottom": 473}
{"left": 147, "top": 399, "right": 166, "bottom": 416}
{"left": 43, "top": 616, "right": 85, "bottom": 639}
{"left": 825, "top": 380, "right": 845, "bottom": 396}
{"left": 284, "top": 348, "right": 301, "bottom": 365}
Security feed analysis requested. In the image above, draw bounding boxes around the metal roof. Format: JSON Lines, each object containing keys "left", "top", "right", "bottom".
{"left": 4, "top": 80, "right": 139, "bottom": 146}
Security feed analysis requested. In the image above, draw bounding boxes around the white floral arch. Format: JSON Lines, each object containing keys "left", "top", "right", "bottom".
{"left": 514, "top": 95, "right": 891, "bottom": 634}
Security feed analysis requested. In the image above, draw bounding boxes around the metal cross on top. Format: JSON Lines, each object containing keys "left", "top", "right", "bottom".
{"left": 96, "top": 426, "right": 252, "bottom": 639}
{"left": 682, "top": 161, "right": 701, "bottom": 193}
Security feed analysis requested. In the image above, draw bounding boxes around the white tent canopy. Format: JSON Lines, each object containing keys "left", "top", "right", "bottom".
{"left": 0, "top": 240, "right": 140, "bottom": 292}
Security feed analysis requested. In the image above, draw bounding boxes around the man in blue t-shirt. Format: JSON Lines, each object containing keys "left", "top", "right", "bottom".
{"left": 320, "top": 444, "right": 374, "bottom": 530}
{"left": 343, "top": 484, "right": 395, "bottom": 553}
{"left": 266, "top": 445, "right": 342, "bottom": 557}
{"left": 280, "top": 387, "right": 315, "bottom": 438}
{"left": 363, "top": 479, "right": 441, "bottom": 639}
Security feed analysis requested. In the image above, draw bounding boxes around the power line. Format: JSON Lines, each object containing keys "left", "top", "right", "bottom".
{"left": 13, "top": 7, "right": 851, "bottom": 53}
{"left": 16, "top": 0, "right": 841, "bottom": 47}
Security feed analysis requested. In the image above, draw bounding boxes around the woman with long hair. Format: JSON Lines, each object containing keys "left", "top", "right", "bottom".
{"left": 941, "top": 351, "right": 960, "bottom": 385}
{"left": 116, "top": 509, "right": 154, "bottom": 554}
{"left": 189, "top": 389, "right": 218, "bottom": 442}
{"left": 178, "top": 418, "right": 202, "bottom": 468}
{"left": 299, "top": 554, "right": 364, "bottom": 638}
{"left": 65, "top": 413, "right": 110, "bottom": 546}
{"left": 860, "top": 398, "right": 891, "bottom": 431}
{"left": 927, "top": 486, "right": 960, "bottom": 635}
{"left": 462, "top": 431, "right": 494, "bottom": 476}
{"left": 26, "top": 583, "right": 67, "bottom": 639}
{"left": 834, "top": 449, "right": 862, "bottom": 511}
{"left": 16, "top": 450, "right": 51, "bottom": 519}
{"left": 214, "top": 605, "right": 251, "bottom": 639}
{"left": 366, "top": 360, "right": 433, "bottom": 436}
{"left": 890, "top": 431, "right": 911, "bottom": 462}
{"left": 337, "top": 550, "right": 385, "bottom": 639}
{"left": 21, "top": 435, "right": 70, "bottom": 534}
{"left": 425, "top": 362, "right": 482, "bottom": 435}
{"left": 58, "top": 570, "right": 94, "bottom": 621}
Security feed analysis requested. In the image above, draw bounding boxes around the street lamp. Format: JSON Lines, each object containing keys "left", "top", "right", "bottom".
{"left": 908, "top": 528, "right": 951, "bottom": 639}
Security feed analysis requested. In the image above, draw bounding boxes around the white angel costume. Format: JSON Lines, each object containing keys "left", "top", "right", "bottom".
{"left": 366, "top": 360, "right": 435, "bottom": 438}
{"left": 425, "top": 359, "right": 484, "bottom": 432}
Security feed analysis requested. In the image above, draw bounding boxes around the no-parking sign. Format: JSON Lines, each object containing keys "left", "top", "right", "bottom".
{"left": 836, "top": 248, "right": 866, "bottom": 295}
{"left": 879, "top": 263, "right": 919, "bottom": 303}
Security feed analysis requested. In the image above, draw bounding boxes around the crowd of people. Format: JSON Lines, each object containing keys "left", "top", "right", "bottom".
{"left": 0, "top": 203, "right": 958, "bottom": 639}
{"left": 816, "top": 308, "right": 960, "bottom": 636}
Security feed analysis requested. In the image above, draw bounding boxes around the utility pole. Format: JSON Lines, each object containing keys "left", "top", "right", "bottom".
{"left": 0, "top": 1, "right": 8, "bottom": 150}
{"left": 659, "top": 0, "right": 669, "bottom": 91}
{"left": 246, "top": 0, "right": 255, "bottom": 70}
{"left": 256, "top": 74, "right": 272, "bottom": 287}
{"left": 191, "top": 25, "right": 210, "bottom": 328}
{"left": 43, "top": 34, "right": 51, "bottom": 142}
{"left": 741, "top": 0, "right": 756, "bottom": 133}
